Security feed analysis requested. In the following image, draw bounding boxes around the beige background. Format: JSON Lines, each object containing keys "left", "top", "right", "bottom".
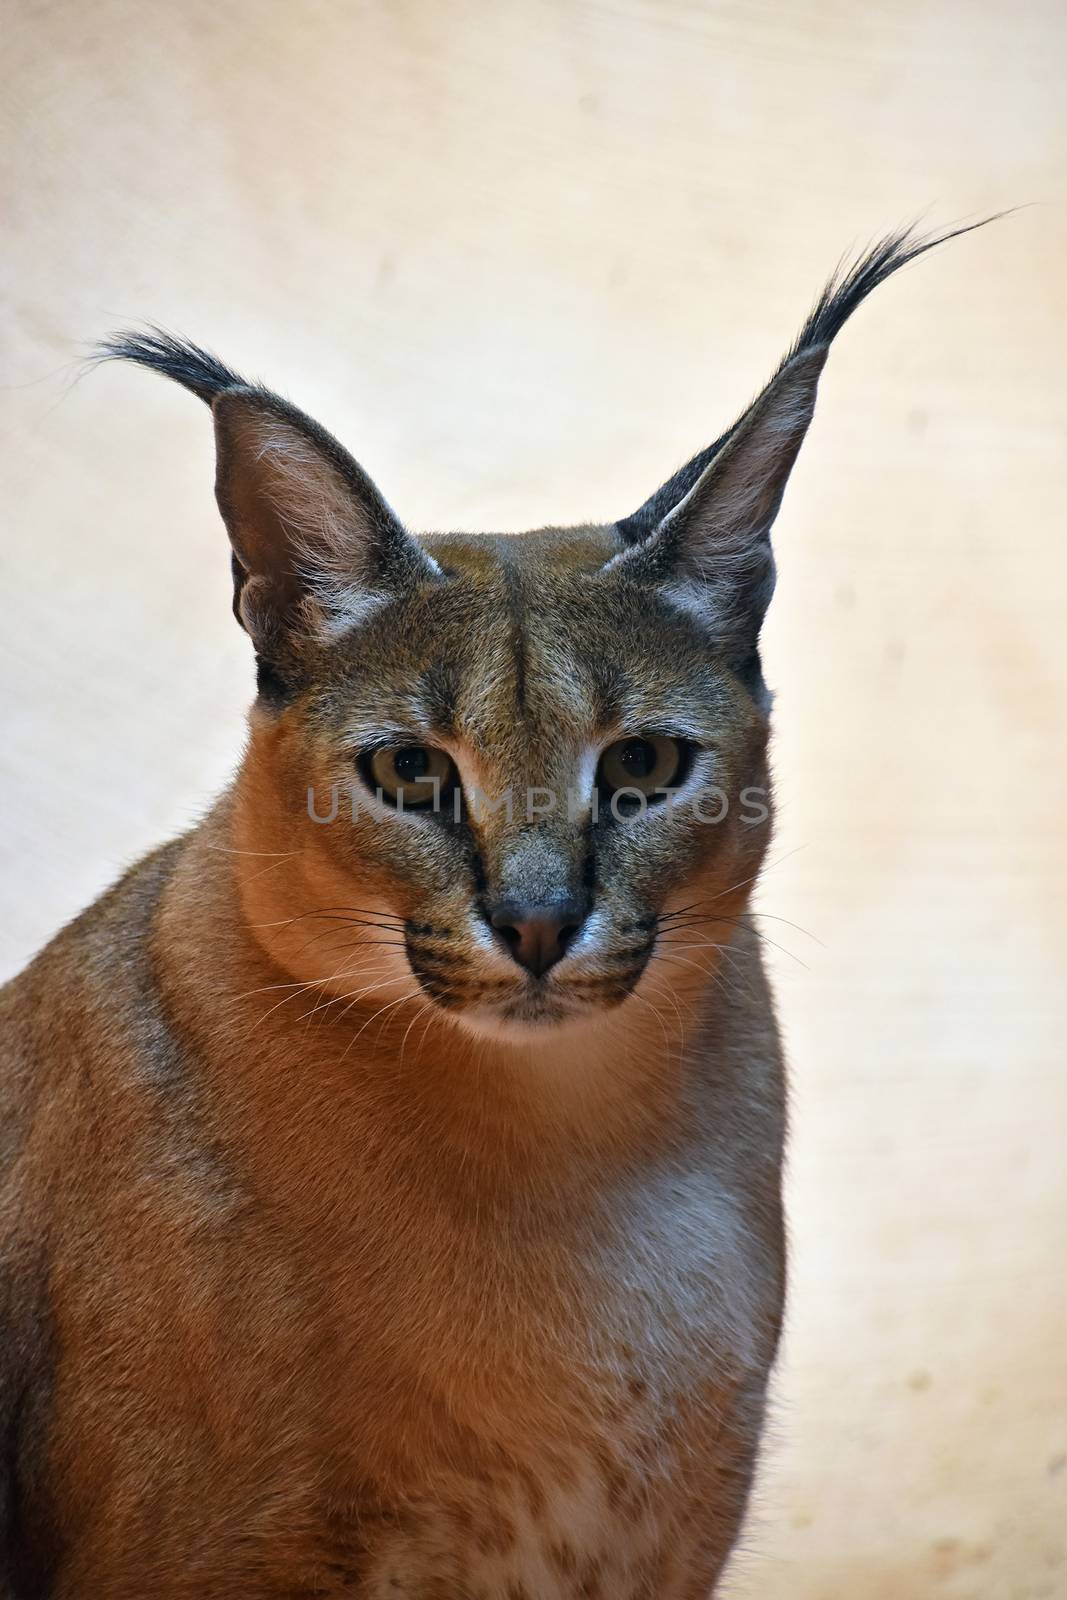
{"left": 2, "top": 2, "right": 1065, "bottom": 1594}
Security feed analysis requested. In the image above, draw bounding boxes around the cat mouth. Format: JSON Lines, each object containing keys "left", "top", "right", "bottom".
{"left": 495, "top": 992, "right": 574, "bottom": 1027}
{"left": 404, "top": 929, "right": 653, "bottom": 1029}
{"left": 409, "top": 966, "right": 579, "bottom": 1026}
{"left": 427, "top": 967, "right": 646, "bottom": 1033}
{"left": 450, "top": 986, "right": 611, "bottom": 1039}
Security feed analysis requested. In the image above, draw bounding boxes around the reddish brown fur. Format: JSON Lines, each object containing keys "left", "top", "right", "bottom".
{"left": 0, "top": 519, "right": 785, "bottom": 1593}
{"left": 0, "top": 343, "right": 794, "bottom": 1596}
{"left": 5, "top": 229, "right": 978, "bottom": 1591}
{"left": 1, "top": 789, "right": 784, "bottom": 1594}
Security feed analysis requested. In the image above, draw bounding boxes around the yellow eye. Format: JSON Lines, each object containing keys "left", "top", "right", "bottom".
{"left": 368, "top": 745, "right": 457, "bottom": 809}
{"left": 598, "top": 735, "right": 684, "bottom": 800}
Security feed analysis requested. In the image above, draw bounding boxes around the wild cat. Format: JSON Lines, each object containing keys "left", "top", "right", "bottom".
{"left": 0, "top": 223, "right": 989, "bottom": 1597}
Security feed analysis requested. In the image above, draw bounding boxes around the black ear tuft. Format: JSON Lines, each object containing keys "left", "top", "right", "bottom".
{"left": 91, "top": 328, "right": 251, "bottom": 405}
{"left": 617, "top": 215, "right": 1006, "bottom": 546}
{"left": 783, "top": 215, "right": 1006, "bottom": 361}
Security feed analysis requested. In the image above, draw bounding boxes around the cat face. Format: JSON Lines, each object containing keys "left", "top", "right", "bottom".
{"left": 266, "top": 527, "right": 772, "bottom": 1034}
{"left": 99, "top": 331, "right": 812, "bottom": 1041}
{"left": 101, "top": 226, "right": 989, "bottom": 1035}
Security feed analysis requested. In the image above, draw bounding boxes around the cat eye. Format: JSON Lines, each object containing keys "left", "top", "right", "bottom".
{"left": 598, "top": 735, "right": 685, "bottom": 801}
{"left": 367, "top": 744, "right": 457, "bottom": 809}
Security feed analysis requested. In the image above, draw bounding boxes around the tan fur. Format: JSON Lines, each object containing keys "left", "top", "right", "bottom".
{"left": 4, "top": 227, "right": 990, "bottom": 1594}
{"left": 1, "top": 647, "right": 785, "bottom": 1598}
{"left": 1, "top": 796, "right": 783, "bottom": 1596}
{"left": 0, "top": 342, "right": 800, "bottom": 1596}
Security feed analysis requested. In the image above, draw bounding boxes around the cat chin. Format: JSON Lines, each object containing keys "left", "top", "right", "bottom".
{"left": 446, "top": 1000, "right": 608, "bottom": 1045}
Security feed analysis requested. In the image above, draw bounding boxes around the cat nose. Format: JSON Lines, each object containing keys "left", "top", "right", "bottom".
{"left": 488, "top": 900, "right": 586, "bottom": 977}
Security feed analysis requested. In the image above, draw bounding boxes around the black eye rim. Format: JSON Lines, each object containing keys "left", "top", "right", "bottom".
{"left": 357, "top": 743, "right": 459, "bottom": 811}
{"left": 596, "top": 734, "right": 698, "bottom": 806}
{"left": 354, "top": 734, "right": 700, "bottom": 815}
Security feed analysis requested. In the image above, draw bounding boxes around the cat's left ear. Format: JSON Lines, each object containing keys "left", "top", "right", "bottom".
{"left": 609, "top": 346, "right": 826, "bottom": 666}
{"left": 610, "top": 220, "right": 1004, "bottom": 673}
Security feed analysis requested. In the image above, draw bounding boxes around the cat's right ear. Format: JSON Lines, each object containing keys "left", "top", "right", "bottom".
{"left": 210, "top": 388, "right": 440, "bottom": 651}
{"left": 608, "top": 348, "right": 825, "bottom": 669}
{"left": 608, "top": 219, "right": 1001, "bottom": 677}
{"left": 94, "top": 331, "right": 440, "bottom": 664}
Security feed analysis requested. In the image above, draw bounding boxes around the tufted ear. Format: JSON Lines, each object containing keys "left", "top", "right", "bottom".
{"left": 94, "top": 331, "right": 440, "bottom": 675}
{"left": 209, "top": 388, "right": 439, "bottom": 650}
{"left": 614, "top": 347, "right": 825, "bottom": 668}
{"left": 611, "top": 218, "right": 1001, "bottom": 679}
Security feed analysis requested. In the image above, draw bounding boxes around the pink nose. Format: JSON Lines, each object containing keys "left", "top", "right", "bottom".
{"left": 488, "top": 902, "right": 585, "bottom": 977}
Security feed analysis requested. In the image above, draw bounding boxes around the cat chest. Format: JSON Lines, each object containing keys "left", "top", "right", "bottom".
{"left": 361, "top": 1443, "right": 704, "bottom": 1598}
{"left": 351, "top": 1180, "right": 769, "bottom": 1592}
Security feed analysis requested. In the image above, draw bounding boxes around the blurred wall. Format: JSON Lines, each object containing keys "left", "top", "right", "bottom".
{"left": 2, "top": 2, "right": 1065, "bottom": 1594}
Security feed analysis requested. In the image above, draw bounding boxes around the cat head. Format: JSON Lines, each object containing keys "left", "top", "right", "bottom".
{"left": 97, "top": 222, "right": 990, "bottom": 1040}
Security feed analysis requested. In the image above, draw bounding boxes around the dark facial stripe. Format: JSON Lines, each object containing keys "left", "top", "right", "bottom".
{"left": 500, "top": 554, "right": 528, "bottom": 717}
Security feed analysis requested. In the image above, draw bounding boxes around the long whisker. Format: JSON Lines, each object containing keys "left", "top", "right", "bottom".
{"left": 340, "top": 991, "right": 415, "bottom": 1061}
{"left": 205, "top": 845, "right": 301, "bottom": 858}
{"left": 248, "top": 974, "right": 363, "bottom": 1030}
{"left": 625, "top": 987, "right": 672, "bottom": 1053}
{"left": 398, "top": 997, "right": 443, "bottom": 1069}
{"left": 652, "top": 945, "right": 745, "bottom": 978}
{"left": 294, "top": 970, "right": 404, "bottom": 1027}
{"left": 659, "top": 903, "right": 821, "bottom": 956}
{"left": 658, "top": 906, "right": 802, "bottom": 960}
{"left": 701, "top": 914, "right": 810, "bottom": 968}
{"left": 730, "top": 909, "right": 824, "bottom": 946}
{"left": 415, "top": 1003, "right": 442, "bottom": 1063}
{"left": 290, "top": 936, "right": 407, "bottom": 967}
{"left": 250, "top": 906, "right": 405, "bottom": 931}
{"left": 245, "top": 948, "right": 399, "bottom": 1028}
{"left": 657, "top": 905, "right": 819, "bottom": 944}
{"left": 284, "top": 924, "right": 406, "bottom": 963}
{"left": 657, "top": 845, "right": 809, "bottom": 924}
{"left": 635, "top": 968, "right": 688, "bottom": 1050}
{"left": 236, "top": 949, "right": 399, "bottom": 1003}
{"left": 295, "top": 913, "right": 407, "bottom": 931}
{"left": 649, "top": 950, "right": 740, "bottom": 1007}
{"left": 658, "top": 921, "right": 808, "bottom": 970}
{"left": 327, "top": 962, "right": 426, "bottom": 1034}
